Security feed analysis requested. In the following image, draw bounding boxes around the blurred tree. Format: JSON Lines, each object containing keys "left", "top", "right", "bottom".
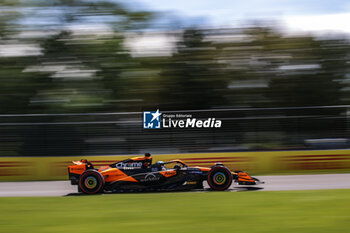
{"left": 214, "top": 27, "right": 350, "bottom": 110}
{"left": 0, "top": 0, "right": 153, "bottom": 155}
{"left": 212, "top": 27, "right": 282, "bottom": 108}
{"left": 159, "top": 28, "right": 229, "bottom": 110}
{"left": 23, "top": 0, "right": 153, "bottom": 114}
{"left": 267, "top": 37, "right": 348, "bottom": 110}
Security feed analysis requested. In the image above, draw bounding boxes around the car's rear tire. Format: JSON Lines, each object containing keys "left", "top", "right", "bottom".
{"left": 207, "top": 166, "right": 233, "bottom": 191}
{"left": 79, "top": 170, "right": 105, "bottom": 194}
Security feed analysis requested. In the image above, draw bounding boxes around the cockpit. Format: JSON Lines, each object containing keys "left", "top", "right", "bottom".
{"left": 150, "top": 160, "right": 188, "bottom": 171}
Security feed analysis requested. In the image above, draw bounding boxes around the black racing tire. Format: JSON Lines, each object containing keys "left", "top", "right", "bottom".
{"left": 78, "top": 170, "right": 105, "bottom": 194}
{"left": 207, "top": 166, "right": 233, "bottom": 191}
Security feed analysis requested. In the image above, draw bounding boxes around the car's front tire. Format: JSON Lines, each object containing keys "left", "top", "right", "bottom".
{"left": 207, "top": 166, "right": 233, "bottom": 191}
{"left": 78, "top": 170, "right": 105, "bottom": 194}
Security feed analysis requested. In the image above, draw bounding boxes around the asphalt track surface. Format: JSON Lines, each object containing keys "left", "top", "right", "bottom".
{"left": 1, "top": 174, "right": 350, "bottom": 197}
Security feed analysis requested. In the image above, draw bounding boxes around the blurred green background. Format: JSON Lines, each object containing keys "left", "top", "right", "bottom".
{"left": 0, "top": 0, "right": 349, "bottom": 156}
{"left": 0, "top": 2, "right": 350, "bottom": 233}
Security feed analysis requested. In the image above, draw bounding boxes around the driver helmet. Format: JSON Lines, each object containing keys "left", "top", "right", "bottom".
{"left": 143, "top": 153, "right": 152, "bottom": 167}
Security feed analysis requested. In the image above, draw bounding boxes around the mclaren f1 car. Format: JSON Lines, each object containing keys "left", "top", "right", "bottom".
{"left": 68, "top": 153, "right": 263, "bottom": 194}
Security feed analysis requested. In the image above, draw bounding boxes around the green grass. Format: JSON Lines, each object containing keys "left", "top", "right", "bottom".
{"left": 1, "top": 190, "right": 350, "bottom": 233}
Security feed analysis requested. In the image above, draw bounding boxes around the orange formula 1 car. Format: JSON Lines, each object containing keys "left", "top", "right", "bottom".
{"left": 68, "top": 153, "right": 263, "bottom": 194}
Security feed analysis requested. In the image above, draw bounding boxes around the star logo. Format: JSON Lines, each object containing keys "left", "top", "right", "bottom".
{"left": 151, "top": 109, "right": 162, "bottom": 122}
